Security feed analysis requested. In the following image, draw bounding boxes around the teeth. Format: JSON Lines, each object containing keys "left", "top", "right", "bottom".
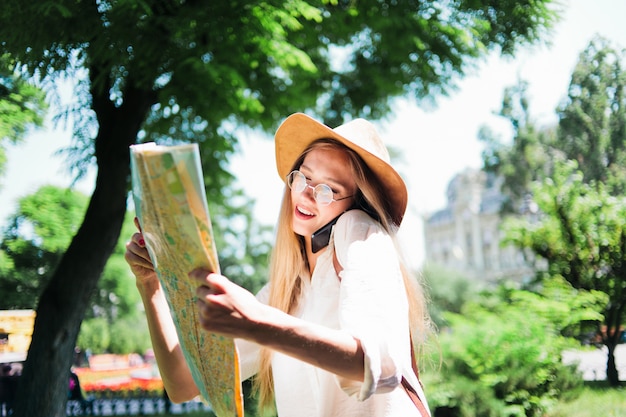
{"left": 297, "top": 206, "right": 314, "bottom": 216}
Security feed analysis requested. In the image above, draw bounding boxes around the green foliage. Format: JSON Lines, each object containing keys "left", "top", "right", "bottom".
{"left": 480, "top": 36, "right": 626, "bottom": 209}
{"left": 502, "top": 160, "right": 626, "bottom": 385}
{"left": 0, "top": 185, "right": 150, "bottom": 354}
{"left": 515, "top": 278, "right": 606, "bottom": 341}
{"left": 421, "top": 263, "right": 484, "bottom": 329}
{"left": 0, "top": 185, "right": 88, "bottom": 308}
{"left": 107, "top": 315, "right": 152, "bottom": 355}
{"left": 88, "top": 212, "right": 143, "bottom": 321}
{"left": 557, "top": 36, "right": 626, "bottom": 192}
{"left": 0, "top": 186, "right": 143, "bottom": 317}
{"left": 0, "top": 54, "right": 47, "bottom": 183}
{"left": 503, "top": 161, "right": 626, "bottom": 313}
{"left": 1, "top": 0, "right": 561, "bottom": 155}
{"left": 0, "top": 1, "right": 563, "bottom": 413}
{"left": 209, "top": 189, "right": 273, "bottom": 294}
{"left": 77, "top": 317, "right": 111, "bottom": 354}
{"left": 424, "top": 281, "right": 587, "bottom": 417}
{"left": 479, "top": 80, "right": 557, "bottom": 212}
{"left": 480, "top": 36, "right": 626, "bottom": 386}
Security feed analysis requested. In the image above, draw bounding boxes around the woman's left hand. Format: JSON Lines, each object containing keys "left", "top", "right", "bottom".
{"left": 189, "top": 269, "right": 266, "bottom": 340}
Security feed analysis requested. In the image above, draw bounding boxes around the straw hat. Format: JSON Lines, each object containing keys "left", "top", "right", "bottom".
{"left": 274, "top": 113, "right": 408, "bottom": 226}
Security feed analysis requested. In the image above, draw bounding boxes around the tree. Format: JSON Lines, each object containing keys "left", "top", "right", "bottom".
{"left": 0, "top": 54, "right": 47, "bottom": 186}
{"left": 482, "top": 36, "right": 626, "bottom": 205}
{"left": 211, "top": 190, "right": 274, "bottom": 295}
{"left": 503, "top": 160, "right": 626, "bottom": 386}
{"left": 0, "top": 183, "right": 269, "bottom": 354}
{"left": 0, "top": 186, "right": 142, "bottom": 314}
{"left": 479, "top": 37, "right": 626, "bottom": 386}
{"left": 556, "top": 36, "right": 626, "bottom": 192}
{"left": 479, "top": 80, "right": 557, "bottom": 213}
{"left": 0, "top": 185, "right": 88, "bottom": 308}
{"left": 86, "top": 210, "right": 144, "bottom": 321}
{"left": 0, "top": 1, "right": 560, "bottom": 415}
{"left": 0, "top": 185, "right": 153, "bottom": 355}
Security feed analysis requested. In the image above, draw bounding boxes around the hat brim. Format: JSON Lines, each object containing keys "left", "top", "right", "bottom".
{"left": 274, "top": 113, "right": 407, "bottom": 226}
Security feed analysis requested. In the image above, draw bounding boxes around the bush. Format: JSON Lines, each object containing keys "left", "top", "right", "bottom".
{"left": 422, "top": 263, "right": 484, "bottom": 330}
{"left": 108, "top": 315, "right": 152, "bottom": 354}
{"left": 77, "top": 318, "right": 111, "bottom": 353}
{"left": 423, "top": 282, "right": 585, "bottom": 417}
{"left": 77, "top": 313, "right": 152, "bottom": 355}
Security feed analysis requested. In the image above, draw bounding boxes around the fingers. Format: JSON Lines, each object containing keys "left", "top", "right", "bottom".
{"left": 130, "top": 231, "right": 145, "bottom": 247}
{"left": 124, "top": 245, "right": 153, "bottom": 270}
{"left": 124, "top": 232, "right": 153, "bottom": 270}
{"left": 192, "top": 272, "right": 234, "bottom": 323}
{"left": 194, "top": 276, "right": 222, "bottom": 331}
{"left": 189, "top": 269, "right": 227, "bottom": 290}
{"left": 192, "top": 272, "right": 228, "bottom": 306}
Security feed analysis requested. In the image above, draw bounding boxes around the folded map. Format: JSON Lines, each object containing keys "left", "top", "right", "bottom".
{"left": 130, "top": 142, "right": 243, "bottom": 417}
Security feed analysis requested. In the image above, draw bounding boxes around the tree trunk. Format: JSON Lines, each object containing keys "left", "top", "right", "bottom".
{"left": 11, "top": 155, "right": 129, "bottom": 417}
{"left": 606, "top": 342, "right": 619, "bottom": 386}
{"left": 11, "top": 79, "right": 156, "bottom": 417}
{"left": 604, "top": 305, "right": 624, "bottom": 387}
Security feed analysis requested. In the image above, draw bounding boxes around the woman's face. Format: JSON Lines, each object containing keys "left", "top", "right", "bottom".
{"left": 290, "top": 147, "right": 357, "bottom": 240}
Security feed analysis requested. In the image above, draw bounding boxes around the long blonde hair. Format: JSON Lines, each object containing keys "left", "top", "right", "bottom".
{"left": 254, "top": 139, "right": 431, "bottom": 411}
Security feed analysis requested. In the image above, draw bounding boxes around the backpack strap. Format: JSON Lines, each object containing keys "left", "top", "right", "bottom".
{"left": 402, "top": 375, "right": 429, "bottom": 416}
{"left": 404, "top": 334, "right": 429, "bottom": 415}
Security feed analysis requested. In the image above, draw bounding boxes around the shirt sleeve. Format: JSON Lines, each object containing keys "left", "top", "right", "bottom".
{"left": 332, "top": 210, "right": 412, "bottom": 401}
{"left": 236, "top": 283, "right": 270, "bottom": 381}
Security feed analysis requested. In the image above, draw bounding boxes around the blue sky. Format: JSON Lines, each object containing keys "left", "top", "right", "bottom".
{"left": 2, "top": 0, "right": 626, "bottom": 266}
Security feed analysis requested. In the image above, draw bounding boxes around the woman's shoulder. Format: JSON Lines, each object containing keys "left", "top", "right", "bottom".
{"left": 333, "top": 209, "right": 395, "bottom": 268}
{"left": 334, "top": 209, "right": 386, "bottom": 242}
{"left": 336, "top": 209, "right": 381, "bottom": 227}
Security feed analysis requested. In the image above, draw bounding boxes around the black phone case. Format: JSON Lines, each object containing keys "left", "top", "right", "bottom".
{"left": 311, "top": 214, "right": 341, "bottom": 253}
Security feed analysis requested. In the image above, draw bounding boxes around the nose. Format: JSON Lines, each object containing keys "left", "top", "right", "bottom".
{"left": 303, "top": 184, "right": 317, "bottom": 201}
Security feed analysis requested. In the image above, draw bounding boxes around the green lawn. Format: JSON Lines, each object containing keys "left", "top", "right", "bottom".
{"left": 546, "top": 382, "right": 625, "bottom": 417}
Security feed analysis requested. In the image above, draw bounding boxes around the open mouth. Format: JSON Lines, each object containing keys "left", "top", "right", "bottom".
{"left": 296, "top": 205, "right": 315, "bottom": 218}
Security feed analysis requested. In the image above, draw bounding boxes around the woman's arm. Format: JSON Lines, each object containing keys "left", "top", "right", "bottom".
{"left": 333, "top": 210, "right": 411, "bottom": 399}
{"left": 125, "top": 230, "right": 200, "bottom": 403}
{"left": 191, "top": 271, "right": 366, "bottom": 382}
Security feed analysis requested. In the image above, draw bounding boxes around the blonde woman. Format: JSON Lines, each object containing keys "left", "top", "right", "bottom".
{"left": 125, "top": 113, "right": 432, "bottom": 416}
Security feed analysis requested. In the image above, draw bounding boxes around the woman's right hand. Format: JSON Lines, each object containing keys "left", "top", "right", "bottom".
{"left": 124, "top": 218, "right": 157, "bottom": 285}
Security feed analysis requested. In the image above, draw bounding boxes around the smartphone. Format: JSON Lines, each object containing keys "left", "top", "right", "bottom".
{"left": 311, "top": 214, "right": 342, "bottom": 253}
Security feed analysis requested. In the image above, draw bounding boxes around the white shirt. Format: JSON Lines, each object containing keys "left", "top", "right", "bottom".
{"left": 237, "top": 210, "right": 430, "bottom": 417}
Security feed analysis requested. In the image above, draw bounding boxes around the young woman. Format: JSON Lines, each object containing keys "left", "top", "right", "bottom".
{"left": 125, "top": 113, "right": 432, "bottom": 416}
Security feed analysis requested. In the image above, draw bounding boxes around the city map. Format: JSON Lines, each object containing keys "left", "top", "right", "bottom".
{"left": 130, "top": 143, "right": 243, "bottom": 417}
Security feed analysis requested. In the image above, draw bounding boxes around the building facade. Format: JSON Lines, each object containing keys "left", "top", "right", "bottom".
{"left": 423, "top": 168, "right": 534, "bottom": 283}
